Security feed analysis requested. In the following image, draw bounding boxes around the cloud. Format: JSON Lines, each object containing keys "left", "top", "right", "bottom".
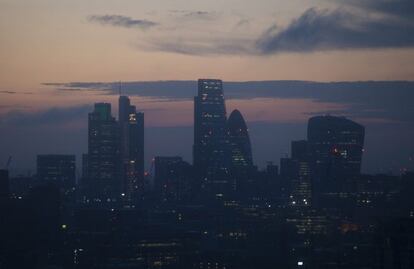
{"left": 181, "top": 10, "right": 215, "bottom": 20}
{"left": 143, "top": 37, "right": 255, "bottom": 56}
{"left": 169, "top": 10, "right": 216, "bottom": 20}
{"left": 42, "top": 82, "right": 112, "bottom": 92}
{"left": 234, "top": 18, "right": 250, "bottom": 29}
{"left": 0, "top": 104, "right": 31, "bottom": 110}
{"left": 44, "top": 80, "right": 414, "bottom": 124}
{"left": 0, "top": 90, "right": 33, "bottom": 95}
{"left": 346, "top": 0, "right": 414, "bottom": 19}
{"left": 137, "top": 10, "right": 244, "bottom": 56}
{"left": 257, "top": 1, "right": 414, "bottom": 53}
{"left": 0, "top": 105, "right": 91, "bottom": 126}
{"left": 88, "top": 14, "right": 157, "bottom": 30}
{"left": 84, "top": 1, "right": 414, "bottom": 56}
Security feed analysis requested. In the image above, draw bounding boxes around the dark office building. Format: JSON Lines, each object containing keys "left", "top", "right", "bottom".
{"left": 266, "top": 163, "right": 278, "bottom": 178}
{"left": 8, "top": 175, "right": 36, "bottom": 198}
{"left": 289, "top": 160, "right": 312, "bottom": 207}
{"left": 291, "top": 140, "right": 309, "bottom": 161}
{"left": 153, "top": 156, "right": 192, "bottom": 201}
{"left": 119, "top": 95, "right": 132, "bottom": 126}
{"left": 280, "top": 157, "right": 295, "bottom": 194}
{"left": 193, "top": 79, "right": 231, "bottom": 197}
{"left": 374, "top": 218, "right": 414, "bottom": 269}
{"left": 0, "top": 169, "right": 9, "bottom": 199}
{"left": 81, "top": 153, "right": 88, "bottom": 180}
{"left": 258, "top": 162, "right": 279, "bottom": 197}
{"left": 307, "top": 116, "right": 365, "bottom": 191}
{"left": 0, "top": 182, "right": 63, "bottom": 268}
{"left": 119, "top": 95, "right": 144, "bottom": 200}
{"left": 37, "top": 154, "right": 76, "bottom": 190}
{"left": 289, "top": 140, "right": 312, "bottom": 207}
{"left": 87, "top": 103, "right": 120, "bottom": 202}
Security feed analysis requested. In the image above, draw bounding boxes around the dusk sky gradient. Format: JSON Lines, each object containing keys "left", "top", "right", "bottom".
{"left": 1, "top": 0, "right": 413, "bottom": 175}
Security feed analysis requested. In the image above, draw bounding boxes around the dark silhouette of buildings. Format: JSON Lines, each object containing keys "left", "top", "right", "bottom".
{"left": 81, "top": 153, "right": 88, "bottom": 182}
{"left": 83, "top": 98, "right": 144, "bottom": 204}
{"left": 118, "top": 95, "right": 144, "bottom": 201}
{"left": 280, "top": 157, "right": 295, "bottom": 189}
{"left": 307, "top": 115, "right": 365, "bottom": 193}
{"left": 86, "top": 103, "right": 120, "bottom": 202}
{"left": 0, "top": 178, "right": 63, "bottom": 268}
{"left": 5, "top": 78, "right": 414, "bottom": 269}
{"left": 36, "top": 154, "right": 76, "bottom": 190}
{"left": 153, "top": 156, "right": 193, "bottom": 202}
{"left": 0, "top": 169, "right": 9, "bottom": 199}
{"left": 193, "top": 79, "right": 231, "bottom": 198}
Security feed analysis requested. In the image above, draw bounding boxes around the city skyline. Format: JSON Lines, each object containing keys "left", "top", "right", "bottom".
{"left": 3, "top": 78, "right": 370, "bottom": 199}
{"left": 2, "top": 1, "right": 414, "bottom": 268}
{"left": 1, "top": 80, "right": 413, "bottom": 176}
{"left": 1, "top": 0, "right": 414, "bottom": 175}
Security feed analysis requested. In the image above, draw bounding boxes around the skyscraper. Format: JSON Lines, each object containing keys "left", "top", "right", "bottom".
{"left": 289, "top": 141, "right": 312, "bottom": 207}
{"left": 119, "top": 96, "right": 144, "bottom": 200}
{"left": 227, "top": 109, "right": 253, "bottom": 192}
{"left": 87, "top": 103, "right": 120, "bottom": 202}
{"left": 227, "top": 109, "right": 253, "bottom": 168}
{"left": 307, "top": 116, "right": 365, "bottom": 192}
{"left": 37, "top": 154, "right": 76, "bottom": 190}
{"left": 193, "top": 79, "right": 231, "bottom": 197}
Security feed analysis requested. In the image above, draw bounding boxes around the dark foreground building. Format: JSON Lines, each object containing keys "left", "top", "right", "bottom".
{"left": 0, "top": 169, "right": 9, "bottom": 199}
{"left": 153, "top": 156, "right": 193, "bottom": 202}
{"left": 36, "top": 154, "right": 76, "bottom": 190}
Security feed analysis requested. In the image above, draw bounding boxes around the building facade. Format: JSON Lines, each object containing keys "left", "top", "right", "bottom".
{"left": 193, "top": 79, "right": 231, "bottom": 197}
{"left": 227, "top": 109, "right": 253, "bottom": 168}
{"left": 227, "top": 109, "right": 253, "bottom": 193}
{"left": 119, "top": 96, "right": 144, "bottom": 200}
{"left": 36, "top": 154, "right": 76, "bottom": 190}
{"left": 87, "top": 103, "right": 120, "bottom": 202}
{"left": 307, "top": 115, "right": 365, "bottom": 193}
{"left": 153, "top": 156, "right": 192, "bottom": 202}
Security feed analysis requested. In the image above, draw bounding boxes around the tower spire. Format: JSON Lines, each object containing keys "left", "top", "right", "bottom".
{"left": 119, "top": 81, "right": 122, "bottom": 96}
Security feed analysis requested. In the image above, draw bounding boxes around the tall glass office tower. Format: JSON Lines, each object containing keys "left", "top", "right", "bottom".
{"left": 119, "top": 96, "right": 144, "bottom": 200}
{"left": 87, "top": 103, "right": 120, "bottom": 202}
{"left": 193, "top": 79, "right": 231, "bottom": 197}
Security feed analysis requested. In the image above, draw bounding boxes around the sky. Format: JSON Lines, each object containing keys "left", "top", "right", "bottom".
{"left": 0, "top": 0, "right": 414, "bottom": 175}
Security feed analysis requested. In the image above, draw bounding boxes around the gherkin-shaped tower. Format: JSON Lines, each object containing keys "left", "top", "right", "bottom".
{"left": 227, "top": 109, "right": 253, "bottom": 168}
